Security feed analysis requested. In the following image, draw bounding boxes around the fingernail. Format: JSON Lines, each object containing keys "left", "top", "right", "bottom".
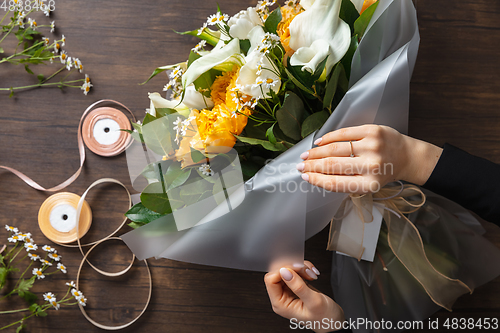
{"left": 306, "top": 268, "right": 318, "bottom": 280}
{"left": 280, "top": 267, "right": 293, "bottom": 281}
{"left": 312, "top": 267, "right": 320, "bottom": 275}
{"left": 314, "top": 138, "right": 322, "bottom": 145}
{"left": 293, "top": 263, "right": 305, "bottom": 269}
{"left": 296, "top": 163, "right": 305, "bottom": 172}
{"left": 299, "top": 151, "right": 309, "bottom": 160}
{"left": 301, "top": 173, "right": 310, "bottom": 182}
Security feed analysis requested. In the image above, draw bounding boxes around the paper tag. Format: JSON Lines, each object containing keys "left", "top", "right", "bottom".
{"left": 337, "top": 204, "right": 383, "bottom": 262}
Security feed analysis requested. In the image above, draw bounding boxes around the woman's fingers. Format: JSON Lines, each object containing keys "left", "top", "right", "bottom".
{"left": 264, "top": 271, "right": 285, "bottom": 304}
{"left": 298, "top": 156, "right": 366, "bottom": 175}
{"left": 279, "top": 268, "right": 318, "bottom": 307}
{"left": 291, "top": 262, "right": 319, "bottom": 281}
{"left": 315, "top": 125, "right": 373, "bottom": 146}
{"left": 303, "top": 141, "right": 356, "bottom": 160}
{"left": 302, "top": 173, "right": 376, "bottom": 194}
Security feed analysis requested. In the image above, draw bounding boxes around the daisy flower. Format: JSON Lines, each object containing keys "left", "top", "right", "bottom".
{"left": 24, "top": 236, "right": 35, "bottom": 244}
{"left": 17, "top": 232, "right": 31, "bottom": 239}
{"left": 66, "top": 281, "right": 76, "bottom": 288}
{"left": 71, "top": 288, "right": 84, "bottom": 300}
{"left": 60, "top": 50, "right": 68, "bottom": 64}
{"left": 169, "top": 66, "right": 183, "bottom": 79}
{"left": 42, "top": 245, "right": 55, "bottom": 252}
{"left": 197, "top": 22, "right": 207, "bottom": 35}
{"left": 65, "top": 56, "right": 73, "bottom": 71}
{"left": 43, "top": 6, "right": 52, "bottom": 17}
{"left": 199, "top": 163, "right": 214, "bottom": 177}
{"left": 81, "top": 81, "right": 93, "bottom": 96}
{"left": 61, "top": 35, "right": 66, "bottom": 47}
{"left": 74, "top": 58, "right": 83, "bottom": 73}
{"left": 206, "top": 12, "right": 229, "bottom": 26}
{"left": 57, "top": 263, "right": 67, "bottom": 274}
{"left": 40, "top": 259, "right": 53, "bottom": 267}
{"left": 17, "top": 18, "right": 24, "bottom": 28}
{"left": 33, "top": 268, "right": 45, "bottom": 280}
{"left": 8, "top": 235, "right": 22, "bottom": 243}
{"left": 50, "top": 300, "right": 60, "bottom": 310}
{"left": 192, "top": 40, "right": 207, "bottom": 53}
{"left": 43, "top": 292, "right": 56, "bottom": 302}
{"left": 5, "top": 225, "right": 18, "bottom": 233}
{"left": 24, "top": 243, "right": 38, "bottom": 252}
{"left": 53, "top": 42, "right": 60, "bottom": 53}
{"left": 49, "top": 251, "right": 61, "bottom": 261}
{"left": 50, "top": 21, "right": 55, "bottom": 33}
{"left": 78, "top": 296, "right": 87, "bottom": 306}
{"left": 28, "top": 18, "right": 37, "bottom": 30}
{"left": 43, "top": 37, "right": 50, "bottom": 46}
{"left": 28, "top": 253, "right": 40, "bottom": 261}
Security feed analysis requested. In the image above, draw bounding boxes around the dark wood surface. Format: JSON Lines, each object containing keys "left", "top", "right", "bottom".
{"left": 0, "top": 0, "right": 499, "bottom": 332}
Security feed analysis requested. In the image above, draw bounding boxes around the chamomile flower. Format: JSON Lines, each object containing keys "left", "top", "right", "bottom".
{"left": 17, "top": 18, "right": 24, "bottom": 28}
{"left": 57, "top": 263, "right": 67, "bottom": 273}
{"left": 43, "top": 292, "right": 56, "bottom": 302}
{"left": 28, "top": 18, "right": 37, "bottom": 30}
{"left": 40, "top": 259, "right": 53, "bottom": 267}
{"left": 50, "top": 300, "right": 60, "bottom": 310}
{"left": 199, "top": 163, "right": 214, "bottom": 177}
{"left": 42, "top": 245, "right": 55, "bottom": 252}
{"left": 32, "top": 268, "right": 45, "bottom": 280}
{"left": 43, "top": 37, "right": 50, "bottom": 46}
{"left": 169, "top": 66, "right": 183, "bottom": 79}
{"left": 74, "top": 58, "right": 83, "bottom": 72}
{"left": 18, "top": 11, "right": 26, "bottom": 20}
{"left": 66, "top": 281, "right": 76, "bottom": 288}
{"left": 43, "top": 6, "right": 52, "bottom": 17}
{"left": 84, "top": 74, "right": 91, "bottom": 84}
{"left": 49, "top": 56, "right": 55, "bottom": 63}
{"left": 50, "top": 21, "right": 55, "bottom": 33}
{"left": 65, "top": 56, "right": 73, "bottom": 71}
{"left": 78, "top": 296, "right": 87, "bottom": 306}
{"left": 206, "top": 12, "right": 229, "bottom": 26}
{"left": 61, "top": 35, "right": 66, "bottom": 47}
{"left": 81, "top": 81, "right": 93, "bottom": 96}
{"left": 49, "top": 251, "right": 61, "bottom": 261}
{"left": 263, "top": 77, "right": 279, "bottom": 89}
{"left": 71, "top": 288, "right": 84, "bottom": 299}
{"left": 5, "top": 225, "right": 18, "bottom": 233}
{"left": 60, "top": 50, "right": 68, "bottom": 64}
{"left": 28, "top": 253, "right": 40, "bottom": 261}
{"left": 197, "top": 22, "right": 207, "bottom": 35}
{"left": 8, "top": 235, "right": 22, "bottom": 243}
{"left": 18, "top": 232, "right": 31, "bottom": 240}
{"left": 24, "top": 243, "right": 38, "bottom": 252}
{"left": 53, "top": 42, "right": 60, "bottom": 53}
{"left": 192, "top": 40, "right": 207, "bottom": 53}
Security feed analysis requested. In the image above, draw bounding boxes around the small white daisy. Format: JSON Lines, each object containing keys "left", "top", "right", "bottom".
{"left": 53, "top": 42, "right": 60, "bottom": 53}
{"left": 50, "top": 300, "right": 60, "bottom": 310}
{"left": 43, "top": 7, "right": 51, "bottom": 17}
{"left": 43, "top": 292, "right": 56, "bottom": 302}
{"left": 50, "top": 21, "right": 55, "bottom": 33}
{"left": 197, "top": 22, "right": 207, "bottom": 35}
{"left": 199, "top": 163, "right": 214, "bottom": 177}
{"left": 74, "top": 58, "right": 83, "bottom": 73}
{"left": 28, "top": 253, "right": 40, "bottom": 261}
{"left": 71, "top": 288, "right": 84, "bottom": 300}
{"left": 61, "top": 35, "right": 66, "bottom": 47}
{"left": 8, "top": 235, "right": 22, "bottom": 243}
{"left": 60, "top": 50, "right": 68, "bottom": 64}
{"left": 65, "top": 56, "right": 73, "bottom": 71}
{"left": 57, "top": 263, "right": 67, "bottom": 274}
{"left": 66, "top": 281, "right": 76, "bottom": 288}
{"left": 42, "top": 245, "right": 55, "bottom": 252}
{"left": 81, "top": 81, "right": 93, "bottom": 96}
{"left": 32, "top": 268, "right": 45, "bottom": 280}
{"left": 43, "top": 37, "right": 50, "bottom": 46}
{"left": 28, "top": 18, "right": 37, "bottom": 30}
{"left": 192, "top": 40, "right": 207, "bottom": 53}
{"left": 78, "top": 296, "right": 87, "bottom": 306}
{"left": 40, "top": 259, "right": 53, "bottom": 267}
{"left": 49, "top": 252, "right": 61, "bottom": 261}
{"left": 5, "top": 225, "right": 18, "bottom": 233}
{"left": 24, "top": 243, "right": 38, "bottom": 252}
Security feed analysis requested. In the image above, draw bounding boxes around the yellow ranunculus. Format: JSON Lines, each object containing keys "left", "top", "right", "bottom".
{"left": 277, "top": 3, "right": 304, "bottom": 55}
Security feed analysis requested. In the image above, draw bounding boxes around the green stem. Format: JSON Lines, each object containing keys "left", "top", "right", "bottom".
{"left": 0, "top": 25, "right": 15, "bottom": 45}
{"left": 0, "top": 79, "right": 84, "bottom": 91}
{"left": 4, "top": 243, "right": 18, "bottom": 259}
{"left": 0, "top": 40, "right": 45, "bottom": 64}
{"left": 0, "top": 313, "right": 35, "bottom": 331}
{"left": 0, "top": 307, "right": 30, "bottom": 315}
{"left": 12, "top": 262, "right": 33, "bottom": 291}
{"left": 0, "top": 10, "right": 10, "bottom": 26}
{"left": 9, "top": 247, "right": 24, "bottom": 264}
{"left": 42, "top": 65, "right": 66, "bottom": 83}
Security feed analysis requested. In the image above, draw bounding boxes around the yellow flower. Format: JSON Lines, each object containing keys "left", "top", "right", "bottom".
{"left": 361, "top": 0, "right": 378, "bottom": 14}
{"left": 277, "top": 3, "right": 303, "bottom": 55}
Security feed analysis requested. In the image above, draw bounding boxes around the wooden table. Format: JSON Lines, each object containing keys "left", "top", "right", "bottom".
{"left": 1, "top": 0, "right": 499, "bottom": 332}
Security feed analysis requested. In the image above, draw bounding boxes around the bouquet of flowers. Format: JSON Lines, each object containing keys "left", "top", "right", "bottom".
{"left": 120, "top": 0, "right": 500, "bottom": 332}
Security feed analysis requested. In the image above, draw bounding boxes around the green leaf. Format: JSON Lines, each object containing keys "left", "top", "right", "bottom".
{"left": 125, "top": 202, "right": 164, "bottom": 223}
{"left": 141, "top": 116, "right": 174, "bottom": 156}
{"left": 9, "top": 88, "right": 14, "bottom": 98}
{"left": 235, "top": 135, "right": 289, "bottom": 152}
{"left": 264, "top": 8, "right": 282, "bottom": 34}
{"left": 140, "top": 65, "right": 171, "bottom": 85}
{"left": 239, "top": 39, "right": 251, "bottom": 55}
{"left": 37, "top": 74, "right": 45, "bottom": 83}
{"left": 140, "top": 182, "right": 172, "bottom": 215}
{"left": 164, "top": 162, "right": 192, "bottom": 190}
{"left": 128, "top": 221, "right": 147, "bottom": 229}
{"left": 340, "top": 0, "right": 360, "bottom": 33}
{"left": 16, "top": 322, "right": 25, "bottom": 333}
{"left": 0, "top": 47, "right": 4, "bottom": 53}
{"left": 0, "top": 267, "right": 8, "bottom": 287}
{"left": 17, "top": 278, "right": 34, "bottom": 297}
{"left": 301, "top": 111, "right": 330, "bottom": 138}
{"left": 190, "top": 147, "right": 207, "bottom": 164}
{"left": 340, "top": 36, "right": 359, "bottom": 81}
{"left": 188, "top": 51, "right": 220, "bottom": 97}
{"left": 284, "top": 62, "right": 315, "bottom": 95}
{"left": 323, "top": 63, "right": 345, "bottom": 110}
{"left": 179, "top": 180, "right": 212, "bottom": 206}
{"left": 21, "top": 291, "right": 38, "bottom": 305}
{"left": 266, "top": 123, "right": 278, "bottom": 145}
{"left": 28, "top": 303, "right": 47, "bottom": 316}
{"left": 354, "top": 1, "right": 379, "bottom": 39}
{"left": 177, "top": 29, "right": 219, "bottom": 47}
{"left": 24, "top": 65, "right": 34, "bottom": 75}
{"left": 155, "top": 108, "right": 178, "bottom": 117}
{"left": 276, "top": 92, "right": 306, "bottom": 141}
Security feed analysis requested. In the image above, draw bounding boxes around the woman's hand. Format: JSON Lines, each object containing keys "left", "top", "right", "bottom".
{"left": 264, "top": 261, "right": 344, "bottom": 333}
{"left": 296, "top": 125, "right": 443, "bottom": 193}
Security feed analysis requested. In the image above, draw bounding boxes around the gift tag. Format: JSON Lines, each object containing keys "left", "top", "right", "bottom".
{"left": 337, "top": 204, "right": 383, "bottom": 262}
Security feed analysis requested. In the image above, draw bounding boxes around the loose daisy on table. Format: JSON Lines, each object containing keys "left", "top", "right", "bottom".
{"left": 49, "top": 251, "right": 62, "bottom": 261}
{"left": 57, "top": 263, "right": 67, "bottom": 273}
{"left": 33, "top": 268, "right": 45, "bottom": 280}
{"left": 50, "top": 300, "right": 60, "bottom": 310}
{"left": 66, "top": 281, "right": 76, "bottom": 288}
{"left": 78, "top": 296, "right": 87, "bottom": 306}
{"left": 43, "top": 292, "right": 56, "bottom": 302}
{"left": 71, "top": 288, "right": 84, "bottom": 300}
{"left": 24, "top": 242, "right": 38, "bottom": 251}
{"left": 40, "top": 259, "right": 53, "bottom": 266}
{"left": 5, "top": 225, "right": 18, "bottom": 233}
{"left": 28, "top": 253, "right": 41, "bottom": 261}
{"left": 50, "top": 21, "right": 55, "bottom": 33}
{"left": 8, "top": 234, "right": 22, "bottom": 243}
{"left": 42, "top": 245, "right": 55, "bottom": 252}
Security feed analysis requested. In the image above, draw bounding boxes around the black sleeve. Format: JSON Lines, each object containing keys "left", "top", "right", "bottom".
{"left": 422, "top": 143, "right": 500, "bottom": 225}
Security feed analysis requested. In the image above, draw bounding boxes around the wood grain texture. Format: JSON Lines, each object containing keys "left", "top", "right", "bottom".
{"left": 0, "top": 0, "right": 499, "bottom": 332}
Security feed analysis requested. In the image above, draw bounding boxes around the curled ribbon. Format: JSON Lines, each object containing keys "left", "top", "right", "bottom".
{"left": 327, "top": 182, "right": 473, "bottom": 311}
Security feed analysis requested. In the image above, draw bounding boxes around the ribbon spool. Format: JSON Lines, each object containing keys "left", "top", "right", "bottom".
{"left": 82, "top": 107, "right": 132, "bottom": 157}
{"left": 38, "top": 192, "right": 92, "bottom": 244}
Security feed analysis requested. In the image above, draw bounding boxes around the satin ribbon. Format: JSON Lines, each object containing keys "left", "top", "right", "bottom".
{"left": 327, "top": 182, "right": 473, "bottom": 311}
{"left": 0, "top": 99, "right": 136, "bottom": 192}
